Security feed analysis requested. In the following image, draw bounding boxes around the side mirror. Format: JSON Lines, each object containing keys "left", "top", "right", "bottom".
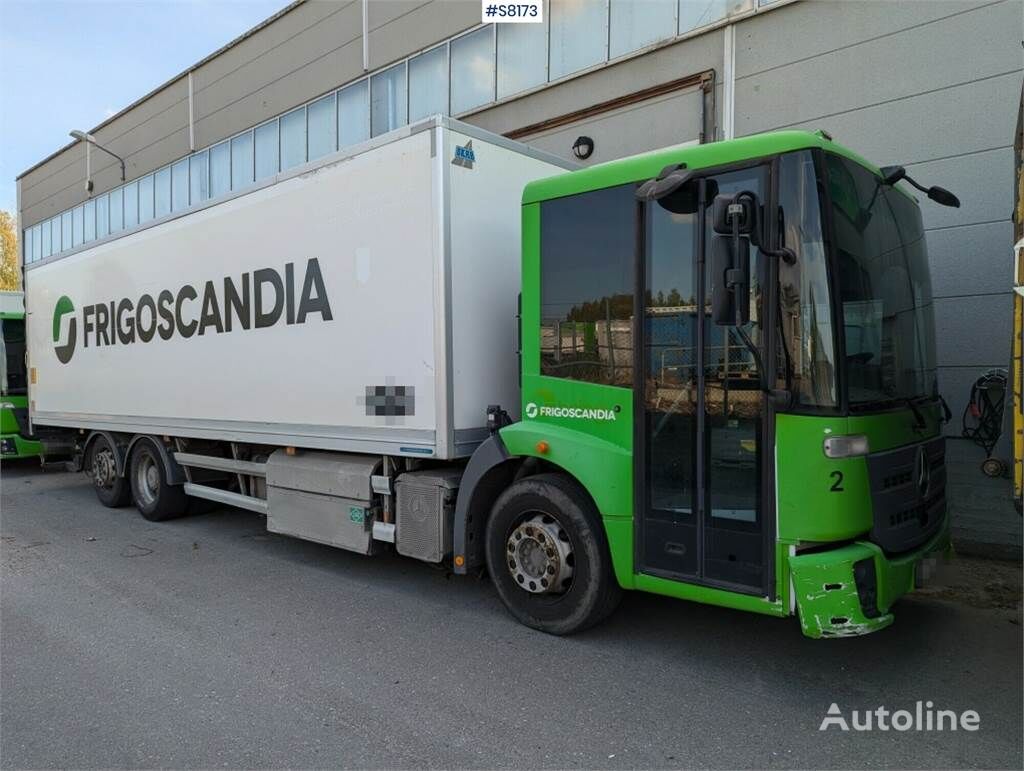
{"left": 636, "top": 163, "right": 692, "bottom": 202}
{"left": 926, "top": 186, "right": 960, "bottom": 208}
{"left": 710, "top": 193, "right": 754, "bottom": 327}
{"left": 635, "top": 164, "right": 714, "bottom": 214}
{"left": 712, "top": 194, "right": 757, "bottom": 236}
{"left": 880, "top": 164, "right": 960, "bottom": 208}
{"left": 711, "top": 234, "right": 750, "bottom": 326}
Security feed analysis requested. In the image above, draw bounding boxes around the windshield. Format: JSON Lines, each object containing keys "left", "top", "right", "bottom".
{"left": 777, "top": 150, "right": 838, "bottom": 408}
{"left": 825, "top": 153, "right": 938, "bottom": 407}
{"left": 1, "top": 318, "right": 28, "bottom": 396}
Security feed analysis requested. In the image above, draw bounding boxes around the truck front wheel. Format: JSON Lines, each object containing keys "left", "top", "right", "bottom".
{"left": 129, "top": 441, "right": 188, "bottom": 522}
{"left": 86, "top": 435, "right": 130, "bottom": 508}
{"left": 485, "top": 473, "right": 622, "bottom": 635}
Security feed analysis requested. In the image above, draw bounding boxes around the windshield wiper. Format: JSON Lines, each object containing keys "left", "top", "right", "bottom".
{"left": 938, "top": 394, "right": 953, "bottom": 424}
{"left": 909, "top": 394, "right": 953, "bottom": 426}
{"left": 849, "top": 396, "right": 900, "bottom": 411}
{"left": 902, "top": 396, "right": 927, "bottom": 430}
{"left": 850, "top": 395, "right": 932, "bottom": 428}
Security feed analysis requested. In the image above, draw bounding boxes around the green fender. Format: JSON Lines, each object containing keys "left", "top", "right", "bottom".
{"left": 498, "top": 421, "right": 636, "bottom": 587}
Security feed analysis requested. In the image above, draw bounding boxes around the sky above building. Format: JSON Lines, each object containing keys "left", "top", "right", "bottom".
{"left": 0, "top": 0, "right": 289, "bottom": 219}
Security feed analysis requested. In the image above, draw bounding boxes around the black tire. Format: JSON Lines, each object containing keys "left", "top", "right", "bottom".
{"left": 485, "top": 473, "right": 622, "bottom": 635}
{"left": 86, "top": 435, "right": 131, "bottom": 508}
{"left": 128, "top": 440, "right": 188, "bottom": 522}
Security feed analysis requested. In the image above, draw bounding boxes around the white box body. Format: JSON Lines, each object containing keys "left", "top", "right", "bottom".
{"left": 25, "top": 117, "right": 569, "bottom": 459}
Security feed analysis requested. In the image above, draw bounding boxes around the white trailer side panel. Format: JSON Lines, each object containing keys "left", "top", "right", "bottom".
{"left": 28, "top": 130, "right": 441, "bottom": 455}
{"left": 446, "top": 128, "right": 563, "bottom": 445}
{"left": 25, "top": 119, "right": 571, "bottom": 459}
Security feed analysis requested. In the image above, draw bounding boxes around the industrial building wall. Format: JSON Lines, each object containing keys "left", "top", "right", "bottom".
{"left": 469, "top": 27, "right": 724, "bottom": 161}
{"left": 731, "top": 0, "right": 1023, "bottom": 555}
{"left": 191, "top": 0, "right": 480, "bottom": 149}
{"left": 18, "top": 77, "right": 190, "bottom": 230}
{"left": 18, "top": 0, "right": 480, "bottom": 231}
{"left": 190, "top": 0, "right": 364, "bottom": 154}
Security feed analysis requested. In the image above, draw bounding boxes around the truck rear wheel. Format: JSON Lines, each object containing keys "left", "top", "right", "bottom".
{"left": 87, "top": 435, "right": 130, "bottom": 508}
{"left": 485, "top": 473, "right": 622, "bottom": 635}
{"left": 129, "top": 441, "right": 188, "bottom": 522}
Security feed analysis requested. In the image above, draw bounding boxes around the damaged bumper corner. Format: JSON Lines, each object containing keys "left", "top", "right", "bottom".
{"left": 789, "top": 517, "right": 951, "bottom": 639}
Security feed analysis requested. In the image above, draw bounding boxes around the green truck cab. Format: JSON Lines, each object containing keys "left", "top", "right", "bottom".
{"left": 453, "top": 130, "right": 953, "bottom": 638}
{"left": 1, "top": 292, "right": 44, "bottom": 461}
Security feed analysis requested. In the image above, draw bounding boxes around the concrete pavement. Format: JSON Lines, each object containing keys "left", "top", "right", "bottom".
{"left": 1, "top": 462, "right": 1021, "bottom": 769}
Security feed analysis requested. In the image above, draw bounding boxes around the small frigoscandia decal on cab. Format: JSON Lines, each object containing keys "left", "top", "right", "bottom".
{"left": 524, "top": 402, "right": 617, "bottom": 421}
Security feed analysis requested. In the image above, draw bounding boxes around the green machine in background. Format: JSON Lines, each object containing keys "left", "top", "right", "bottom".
{"left": 1, "top": 291, "right": 44, "bottom": 460}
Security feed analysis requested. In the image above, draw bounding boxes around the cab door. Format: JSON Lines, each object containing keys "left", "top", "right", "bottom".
{"left": 635, "top": 167, "right": 772, "bottom": 594}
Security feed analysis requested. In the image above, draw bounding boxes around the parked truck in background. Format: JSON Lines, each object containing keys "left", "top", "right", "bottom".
{"left": 24, "top": 116, "right": 957, "bottom": 638}
{"left": 1, "top": 291, "right": 45, "bottom": 460}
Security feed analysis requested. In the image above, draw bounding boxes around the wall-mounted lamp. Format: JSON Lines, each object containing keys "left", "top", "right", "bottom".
{"left": 70, "top": 130, "right": 126, "bottom": 189}
{"left": 572, "top": 135, "right": 595, "bottom": 161}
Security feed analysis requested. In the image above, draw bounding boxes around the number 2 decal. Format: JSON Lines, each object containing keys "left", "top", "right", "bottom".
{"left": 829, "top": 470, "right": 844, "bottom": 492}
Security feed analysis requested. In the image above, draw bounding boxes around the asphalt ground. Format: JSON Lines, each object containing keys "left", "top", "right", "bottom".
{"left": 1, "top": 461, "right": 1021, "bottom": 769}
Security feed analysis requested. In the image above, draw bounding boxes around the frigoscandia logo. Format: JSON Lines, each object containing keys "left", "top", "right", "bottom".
{"left": 51, "top": 258, "right": 332, "bottom": 365}
{"left": 53, "top": 295, "right": 77, "bottom": 364}
{"left": 524, "top": 402, "right": 618, "bottom": 421}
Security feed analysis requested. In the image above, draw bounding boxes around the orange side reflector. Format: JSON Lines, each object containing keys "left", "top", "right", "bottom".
{"left": 30, "top": 367, "right": 37, "bottom": 385}
{"left": 536, "top": 441, "right": 550, "bottom": 455}
{"left": 454, "top": 555, "right": 465, "bottom": 567}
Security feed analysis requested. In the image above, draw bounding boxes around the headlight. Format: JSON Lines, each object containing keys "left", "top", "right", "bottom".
{"left": 823, "top": 434, "right": 870, "bottom": 458}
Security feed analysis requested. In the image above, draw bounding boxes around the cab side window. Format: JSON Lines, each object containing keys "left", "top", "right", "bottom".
{"left": 539, "top": 184, "right": 636, "bottom": 386}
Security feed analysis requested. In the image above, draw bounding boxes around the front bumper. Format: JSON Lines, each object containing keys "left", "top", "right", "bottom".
{"left": 789, "top": 515, "right": 951, "bottom": 638}
{"left": 0, "top": 433, "right": 44, "bottom": 460}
